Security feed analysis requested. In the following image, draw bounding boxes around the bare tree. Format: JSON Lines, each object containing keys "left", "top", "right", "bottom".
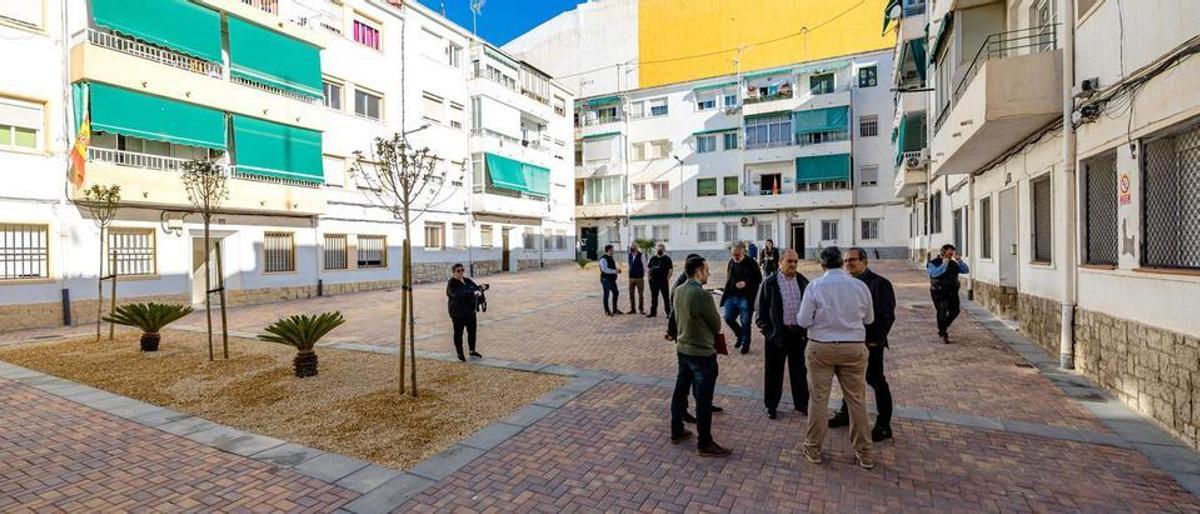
{"left": 181, "top": 160, "right": 230, "bottom": 361}
{"left": 81, "top": 184, "right": 121, "bottom": 341}
{"left": 352, "top": 133, "right": 461, "bottom": 397}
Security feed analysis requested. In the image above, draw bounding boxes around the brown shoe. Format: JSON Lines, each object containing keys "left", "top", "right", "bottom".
{"left": 698, "top": 442, "right": 732, "bottom": 457}
{"left": 670, "top": 429, "right": 693, "bottom": 444}
{"left": 856, "top": 453, "right": 876, "bottom": 470}
{"left": 940, "top": 333, "right": 950, "bottom": 344}
{"left": 801, "top": 445, "right": 822, "bottom": 464}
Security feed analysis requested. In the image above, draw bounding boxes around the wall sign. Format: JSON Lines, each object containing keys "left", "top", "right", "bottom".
{"left": 1118, "top": 172, "right": 1132, "bottom": 205}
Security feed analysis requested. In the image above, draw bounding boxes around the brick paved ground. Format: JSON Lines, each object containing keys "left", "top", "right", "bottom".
{"left": 0, "top": 378, "right": 359, "bottom": 512}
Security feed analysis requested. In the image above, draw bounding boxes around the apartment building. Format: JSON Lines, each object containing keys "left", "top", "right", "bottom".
{"left": 896, "top": 0, "right": 1200, "bottom": 450}
{"left": 0, "top": 0, "right": 574, "bottom": 331}
{"left": 574, "top": 49, "right": 908, "bottom": 261}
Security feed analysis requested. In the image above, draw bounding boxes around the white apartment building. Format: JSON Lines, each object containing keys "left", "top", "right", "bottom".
{"left": 895, "top": 0, "right": 1200, "bottom": 450}
{"left": 574, "top": 49, "right": 908, "bottom": 261}
{"left": 0, "top": 0, "right": 574, "bottom": 331}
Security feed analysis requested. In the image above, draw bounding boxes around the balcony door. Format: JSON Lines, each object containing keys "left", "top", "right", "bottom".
{"left": 191, "top": 237, "right": 223, "bottom": 306}
{"left": 789, "top": 223, "right": 806, "bottom": 258}
{"left": 998, "top": 187, "right": 1020, "bottom": 288}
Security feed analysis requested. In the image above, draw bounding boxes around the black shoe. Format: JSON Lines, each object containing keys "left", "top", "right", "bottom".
{"left": 795, "top": 408, "right": 808, "bottom": 416}
{"left": 456, "top": 354, "right": 467, "bottom": 362}
{"left": 670, "top": 429, "right": 694, "bottom": 444}
{"left": 828, "top": 413, "right": 850, "bottom": 428}
{"left": 766, "top": 409, "right": 777, "bottom": 420}
{"left": 739, "top": 346, "right": 750, "bottom": 355}
{"left": 683, "top": 412, "right": 697, "bottom": 424}
{"left": 646, "top": 313, "right": 657, "bottom": 318}
{"left": 469, "top": 351, "right": 483, "bottom": 359}
{"left": 733, "top": 341, "right": 742, "bottom": 349}
{"left": 626, "top": 309, "right": 637, "bottom": 315}
{"left": 605, "top": 311, "right": 613, "bottom": 317}
{"left": 941, "top": 333, "right": 951, "bottom": 344}
{"left": 613, "top": 310, "right": 625, "bottom": 315}
{"left": 698, "top": 442, "right": 732, "bottom": 457}
{"left": 711, "top": 406, "right": 724, "bottom": 413}
{"left": 871, "top": 426, "right": 893, "bottom": 442}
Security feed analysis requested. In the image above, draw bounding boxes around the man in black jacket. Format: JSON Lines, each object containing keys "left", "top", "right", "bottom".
{"left": 720, "top": 243, "right": 763, "bottom": 354}
{"left": 446, "top": 263, "right": 489, "bottom": 362}
{"left": 646, "top": 244, "right": 673, "bottom": 318}
{"left": 828, "top": 248, "right": 896, "bottom": 441}
{"left": 755, "top": 248, "right": 809, "bottom": 419}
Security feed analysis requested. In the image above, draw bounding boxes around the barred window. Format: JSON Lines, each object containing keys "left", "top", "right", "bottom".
{"left": 324, "top": 234, "right": 348, "bottom": 270}
{"left": 555, "top": 233, "right": 566, "bottom": 250}
{"left": 980, "top": 196, "right": 993, "bottom": 259}
{"left": 723, "top": 222, "right": 739, "bottom": 242}
{"left": 952, "top": 209, "right": 964, "bottom": 256}
{"left": 859, "top": 115, "right": 879, "bottom": 137}
{"left": 697, "top": 223, "right": 717, "bottom": 243}
{"left": 0, "top": 223, "right": 48, "bottom": 280}
{"left": 633, "top": 225, "right": 647, "bottom": 240}
{"left": 357, "top": 235, "right": 386, "bottom": 268}
{"left": 652, "top": 225, "right": 669, "bottom": 242}
{"left": 523, "top": 231, "right": 535, "bottom": 249}
{"left": 451, "top": 223, "right": 466, "bottom": 249}
{"left": 930, "top": 192, "right": 943, "bottom": 234}
{"left": 424, "top": 223, "right": 445, "bottom": 250}
{"left": 1142, "top": 121, "right": 1200, "bottom": 269}
{"left": 480, "top": 224, "right": 493, "bottom": 248}
{"left": 263, "top": 232, "right": 295, "bottom": 272}
{"left": 861, "top": 218, "right": 880, "bottom": 240}
{"left": 1083, "top": 151, "right": 1118, "bottom": 265}
{"left": 1031, "top": 175, "right": 1053, "bottom": 263}
{"left": 108, "top": 228, "right": 155, "bottom": 276}
{"left": 821, "top": 220, "right": 839, "bottom": 241}
{"left": 756, "top": 221, "right": 773, "bottom": 242}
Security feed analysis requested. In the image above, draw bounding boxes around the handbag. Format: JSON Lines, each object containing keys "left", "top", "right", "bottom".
{"left": 714, "top": 332, "right": 729, "bottom": 355}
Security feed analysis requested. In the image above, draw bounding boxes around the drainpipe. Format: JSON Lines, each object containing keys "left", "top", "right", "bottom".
{"left": 1058, "top": 0, "right": 1077, "bottom": 370}
{"left": 967, "top": 174, "right": 976, "bottom": 300}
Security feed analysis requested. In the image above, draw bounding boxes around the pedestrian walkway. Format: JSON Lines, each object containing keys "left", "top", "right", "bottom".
{"left": 2, "top": 260, "right": 1198, "bottom": 512}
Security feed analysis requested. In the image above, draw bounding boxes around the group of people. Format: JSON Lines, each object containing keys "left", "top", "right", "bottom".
{"left": 598, "top": 243, "right": 677, "bottom": 317}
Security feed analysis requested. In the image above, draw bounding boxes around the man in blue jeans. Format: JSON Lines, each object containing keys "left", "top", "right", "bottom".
{"left": 720, "top": 242, "right": 762, "bottom": 354}
{"left": 598, "top": 244, "right": 622, "bottom": 316}
{"left": 669, "top": 255, "right": 730, "bottom": 457}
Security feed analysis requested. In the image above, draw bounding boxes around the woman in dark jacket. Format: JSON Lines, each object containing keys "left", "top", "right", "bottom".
{"left": 446, "top": 263, "right": 488, "bottom": 361}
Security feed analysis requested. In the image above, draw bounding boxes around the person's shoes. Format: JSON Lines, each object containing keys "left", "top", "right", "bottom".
{"left": 711, "top": 406, "right": 724, "bottom": 414}
{"left": 613, "top": 310, "right": 625, "bottom": 315}
{"left": 456, "top": 354, "right": 467, "bottom": 362}
{"left": 795, "top": 408, "right": 808, "bottom": 416}
{"left": 698, "top": 442, "right": 732, "bottom": 457}
{"left": 646, "top": 313, "right": 657, "bottom": 318}
{"left": 801, "top": 446, "right": 823, "bottom": 464}
{"left": 828, "top": 413, "right": 850, "bottom": 428}
{"left": 856, "top": 453, "right": 876, "bottom": 470}
{"left": 871, "top": 426, "right": 893, "bottom": 442}
{"left": 605, "top": 311, "right": 613, "bottom": 317}
{"left": 683, "top": 412, "right": 697, "bottom": 424}
{"left": 733, "top": 341, "right": 742, "bottom": 349}
{"left": 739, "top": 346, "right": 750, "bottom": 355}
{"left": 626, "top": 309, "right": 637, "bottom": 315}
{"left": 766, "top": 409, "right": 777, "bottom": 420}
{"left": 939, "top": 332, "right": 950, "bottom": 344}
{"left": 469, "top": 351, "right": 483, "bottom": 360}
{"left": 670, "top": 429, "right": 693, "bottom": 444}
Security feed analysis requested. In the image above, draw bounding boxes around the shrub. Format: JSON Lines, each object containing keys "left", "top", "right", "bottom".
{"left": 102, "top": 303, "right": 194, "bottom": 352}
{"left": 258, "top": 312, "right": 346, "bottom": 378}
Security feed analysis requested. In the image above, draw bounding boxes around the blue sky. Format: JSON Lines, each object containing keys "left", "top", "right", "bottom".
{"left": 417, "top": 0, "right": 580, "bottom": 46}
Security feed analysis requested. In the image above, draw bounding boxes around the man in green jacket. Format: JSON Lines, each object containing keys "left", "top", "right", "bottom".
{"left": 669, "top": 256, "right": 731, "bottom": 457}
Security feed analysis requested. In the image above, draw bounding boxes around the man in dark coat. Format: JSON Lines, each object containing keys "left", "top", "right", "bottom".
{"left": 720, "top": 242, "right": 763, "bottom": 354}
{"left": 446, "top": 263, "right": 488, "bottom": 361}
{"left": 829, "top": 248, "right": 897, "bottom": 441}
{"left": 755, "top": 248, "right": 809, "bottom": 419}
{"left": 646, "top": 244, "right": 674, "bottom": 318}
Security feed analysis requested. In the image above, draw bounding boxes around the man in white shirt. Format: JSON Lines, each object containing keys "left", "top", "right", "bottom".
{"left": 796, "top": 246, "right": 875, "bottom": 470}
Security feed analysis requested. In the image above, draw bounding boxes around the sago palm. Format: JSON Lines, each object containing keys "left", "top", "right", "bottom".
{"left": 258, "top": 312, "right": 346, "bottom": 378}
{"left": 102, "top": 303, "right": 194, "bottom": 352}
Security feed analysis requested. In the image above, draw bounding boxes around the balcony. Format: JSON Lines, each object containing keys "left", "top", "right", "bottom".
{"left": 240, "top": 0, "right": 279, "bottom": 14}
{"left": 931, "top": 25, "right": 1062, "bottom": 176}
{"left": 894, "top": 151, "right": 928, "bottom": 198}
{"left": 736, "top": 188, "right": 854, "bottom": 211}
{"left": 85, "top": 28, "right": 222, "bottom": 79}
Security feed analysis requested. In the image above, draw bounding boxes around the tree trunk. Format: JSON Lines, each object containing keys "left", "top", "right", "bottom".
{"left": 204, "top": 216, "right": 214, "bottom": 361}
{"left": 407, "top": 238, "right": 417, "bottom": 397}
{"left": 398, "top": 237, "right": 408, "bottom": 395}
{"left": 215, "top": 239, "right": 229, "bottom": 359}
{"left": 108, "top": 250, "right": 117, "bottom": 340}
{"left": 294, "top": 350, "right": 318, "bottom": 378}
{"left": 140, "top": 332, "right": 161, "bottom": 352}
{"left": 96, "top": 226, "right": 104, "bottom": 341}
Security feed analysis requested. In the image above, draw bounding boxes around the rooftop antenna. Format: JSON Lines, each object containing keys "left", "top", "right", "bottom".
{"left": 470, "top": 0, "right": 485, "bottom": 38}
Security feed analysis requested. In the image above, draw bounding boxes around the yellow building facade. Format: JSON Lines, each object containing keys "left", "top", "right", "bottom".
{"left": 637, "top": 0, "right": 894, "bottom": 88}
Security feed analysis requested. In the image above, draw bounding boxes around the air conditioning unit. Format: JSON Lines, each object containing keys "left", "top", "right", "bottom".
{"left": 739, "top": 216, "right": 756, "bottom": 227}
{"left": 904, "top": 151, "right": 929, "bottom": 171}
{"left": 724, "top": 106, "right": 741, "bottom": 115}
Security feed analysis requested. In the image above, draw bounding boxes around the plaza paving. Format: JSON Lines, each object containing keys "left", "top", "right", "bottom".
{"left": 2, "top": 260, "right": 1199, "bottom": 512}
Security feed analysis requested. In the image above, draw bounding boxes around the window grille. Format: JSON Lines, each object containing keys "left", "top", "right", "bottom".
{"left": 0, "top": 224, "right": 48, "bottom": 280}
{"left": 980, "top": 196, "right": 993, "bottom": 258}
{"left": 1083, "top": 151, "right": 1118, "bottom": 265}
{"left": 425, "top": 223, "right": 445, "bottom": 250}
{"left": 859, "top": 115, "right": 879, "bottom": 137}
{"left": 821, "top": 220, "right": 839, "bottom": 241}
{"left": 324, "top": 234, "right": 348, "bottom": 270}
{"left": 724, "top": 222, "right": 739, "bottom": 242}
{"left": 1031, "top": 175, "right": 1053, "bottom": 263}
{"left": 1143, "top": 122, "right": 1200, "bottom": 269}
{"left": 861, "top": 218, "right": 880, "bottom": 240}
{"left": 697, "top": 223, "right": 717, "bottom": 243}
{"left": 357, "top": 235, "right": 386, "bottom": 268}
{"left": 108, "top": 228, "right": 155, "bottom": 276}
{"left": 263, "top": 232, "right": 295, "bottom": 272}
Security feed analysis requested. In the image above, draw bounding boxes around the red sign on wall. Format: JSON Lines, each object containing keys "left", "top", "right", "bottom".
{"left": 1119, "top": 173, "right": 1132, "bottom": 205}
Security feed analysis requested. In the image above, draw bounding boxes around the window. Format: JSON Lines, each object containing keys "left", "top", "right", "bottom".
{"left": 448, "top": 43, "right": 462, "bottom": 67}
{"left": 354, "top": 89, "right": 382, "bottom": 121}
{"left": 696, "top": 135, "right": 717, "bottom": 153}
{"left": 723, "top": 176, "right": 739, "bottom": 195}
{"left": 449, "top": 102, "right": 464, "bottom": 129}
{"left": 421, "top": 92, "right": 443, "bottom": 123}
{"left": 649, "top": 98, "right": 668, "bottom": 117}
{"left": 633, "top": 225, "right": 647, "bottom": 241}
{"left": 858, "top": 165, "right": 879, "bottom": 187}
{"left": 1142, "top": 122, "right": 1200, "bottom": 269}
{"left": 357, "top": 235, "right": 386, "bottom": 268}
{"left": 0, "top": 223, "right": 47, "bottom": 279}
{"left": 744, "top": 114, "right": 791, "bottom": 149}
{"left": 652, "top": 225, "right": 669, "bottom": 241}
{"left": 1031, "top": 175, "right": 1053, "bottom": 263}
{"left": 632, "top": 183, "right": 647, "bottom": 201}
{"left": 759, "top": 173, "right": 782, "bottom": 194}
{"left": 324, "top": 234, "right": 348, "bottom": 270}
{"left": 859, "top": 115, "right": 878, "bottom": 137}
{"left": 857, "top": 66, "right": 878, "bottom": 87}
{"left": 651, "top": 181, "right": 670, "bottom": 200}
{"left": 980, "top": 196, "right": 993, "bottom": 259}
{"left": 861, "top": 218, "right": 880, "bottom": 241}
{"left": 523, "top": 231, "right": 535, "bottom": 249}
{"left": 583, "top": 175, "right": 624, "bottom": 204}
{"left": 353, "top": 18, "right": 381, "bottom": 50}
{"left": 555, "top": 233, "right": 566, "bottom": 250}
{"left": 697, "top": 223, "right": 718, "bottom": 243}
{"left": 930, "top": 192, "right": 943, "bottom": 234}
{"left": 263, "top": 232, "right": 295, "bottom": 273}
{"left": 323, "top": 81, "right": 343, "bottom": 110}
{"left": 452, "top": 223, "right": 467, "bottom": 249}
{"left": 108, "top": 228, "right": 155, "bottom": 276}
{"left": 1083, "top": 151, "right": 1118, "bottom": 265}
{"left": 756, "top": 221, "right": 773, "bottom": 241}
{"left": 697, "top": 96, "right": 716, "bottom": 111}
{"left": 696, "top": 178, "right": 717, "bottom": 197}
{"left": 723, "top": 94, "right": 738, "bottom": 108}
{"left": 646, "top": 139, "right": 671, "bottom": 160}
{"left": 322, "top": 155, "right": 345, "bottom": 188}
{"left": 0, "top": 3, "right": 41, "bottom": 28}
{"left": 480, "top": 225, "right": 493, "bottom": 248}
{"left": 553, "top": 96, "right": 566, "bottom": 117}
{"left": 721, "top": 222, "right": 738, "bottom": 242}
{"left": 583, "top": 136, "right": 615, "bottom": 163}
{"left": 628, "top": 101, "right": 645, "bottom": 119}
{"left": 810, "top": 73, "right": 835, "bottom": 95}
{"left": 723, "top": 132, "right": 738, "bottom": 150}
{"left": 0, "top": 97, "right": 43, "bottom": 151}
{"left": 821, "top": 220, "right": 839, "bottom": 241}
{"left": 424, "top": 223, "right": 445, "bottom": 250}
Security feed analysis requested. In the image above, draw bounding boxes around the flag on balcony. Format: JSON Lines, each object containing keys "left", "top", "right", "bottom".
{"left": 69, "top": 86, "right": 90, "bottom": 189}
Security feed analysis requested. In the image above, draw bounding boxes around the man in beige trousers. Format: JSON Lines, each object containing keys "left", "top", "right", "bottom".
{"left": 796, "top": 246, "right": 875, "bottom": 470}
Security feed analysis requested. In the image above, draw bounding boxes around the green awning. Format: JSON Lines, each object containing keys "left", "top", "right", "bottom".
{"left": 929, "top": 13, "right": 953, "bottom": 65}
{"left": 89, "top": 82, "right": 226, "bottom": 150}
{"left": 795, "top": 154, "right": 851, "bottom": 184}
{"left": 90, "top": 0, "right": 222, "bottom": 63}
{"left": 522, "top": 163, "right": 551, "bottom": 197}
{"left": 692, "top": 127, "right": 738, "bottom": 136}
{"left": 228, "top": 16, "right": 323, "bottom": 99}
{"left": 744, "top": 110, "right": 791, "bottom": 121}
{"left": 581, "top": 131, "right": 620, "bottom": 140}
{"left": 742, "top": 66, "right": 793, "bottom": 80}
{"left": 231, "top": 115, "right": 322, "bottom": 183}
{"left": 792, "top": 106, "right": 849, "bottom": 135}
{"left": 484, "top": 153, "right": 548, "bottom": 196}
{"left": 794, "top": 60, "right": 850, "bottom": 75}
{"left": 894, "top": 112, "right": 927, "bottom": 165}
{"left": 906, "top": 38, "right": 928, "bottom": 82}
{"left": 882, "top": 0, "right": 900, "bottom": 33}
{"left": 895, "top": 115, "right": 908, "bottom": 166}
{"left": 585, "top": 96, "right": 621, "bottom": 107}
{"left": 694, "top": 81, "right": 737, "bottom": 93}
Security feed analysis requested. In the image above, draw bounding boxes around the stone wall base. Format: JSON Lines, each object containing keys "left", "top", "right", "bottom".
{"left": 973, "top": 280, "right": 1019, "bottom": 320}
{"left": 1017, "top": 292, "right": 1062, "bottom": 358}
{"left": 0, "top": 293, "right": 192, "bottom": 332}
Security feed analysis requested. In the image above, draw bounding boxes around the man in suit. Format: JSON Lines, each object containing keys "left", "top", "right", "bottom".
{"left": 829, "top": 247, "right": 897, "bottom": 442}
{"left": 755, "top": 248, "right": 809, "bottom": 420}
{"left": 627, "top": 244, "right": 647, "bottom": 314}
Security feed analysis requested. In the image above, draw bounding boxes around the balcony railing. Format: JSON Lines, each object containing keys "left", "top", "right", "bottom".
{"left": 796, "top": 131, "right": 849, "bottom": 147}
{"left": 583, "top": 115, "right": 621, "bottom": 126}
{"left": 230, "top": 167, "right": 322, "bottom": 188}
{"left": 86, "top": 28, "right": 222, "bottom": 78}
{"left": 89, "top": 147, "right": 321, "bottom": 189}
{"left": 744, "top": 89, "right": 794, "bottom": 105}
{"left": 953, "top": 24, "right": 1059, "bottom": 104}
{"left": 230, "top": 76, "right": 322, "bottom": 104}
{"left": 744, "top": 139, "right": 793, "bottom": 150}
{"left": 241, "top": 0, "right": 279, "bottom": 14}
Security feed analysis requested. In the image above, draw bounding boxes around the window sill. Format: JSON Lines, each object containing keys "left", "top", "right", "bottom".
{"left": 0, "top": 277, "right": 54, "bottom": 285}
{"left": 1133, "top": 267, "right": 1200, "bottom": 278}
{"left": 0, "top": 18, "right": 45, "bottom": 35}
{"left": 0, "top": 145, "right": 48, "bottom": 157}
{"left": 263, "top": 270, "right": 298, "bottom": 275}
{"left": 1028, "top": 261, "right": 1055, "bottom": 270}
{"left": 1079, "top": 263, "right": 1117, "bottom": 271}
{"left": 114, "top": 274, "right": 163, "bottom": 282}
